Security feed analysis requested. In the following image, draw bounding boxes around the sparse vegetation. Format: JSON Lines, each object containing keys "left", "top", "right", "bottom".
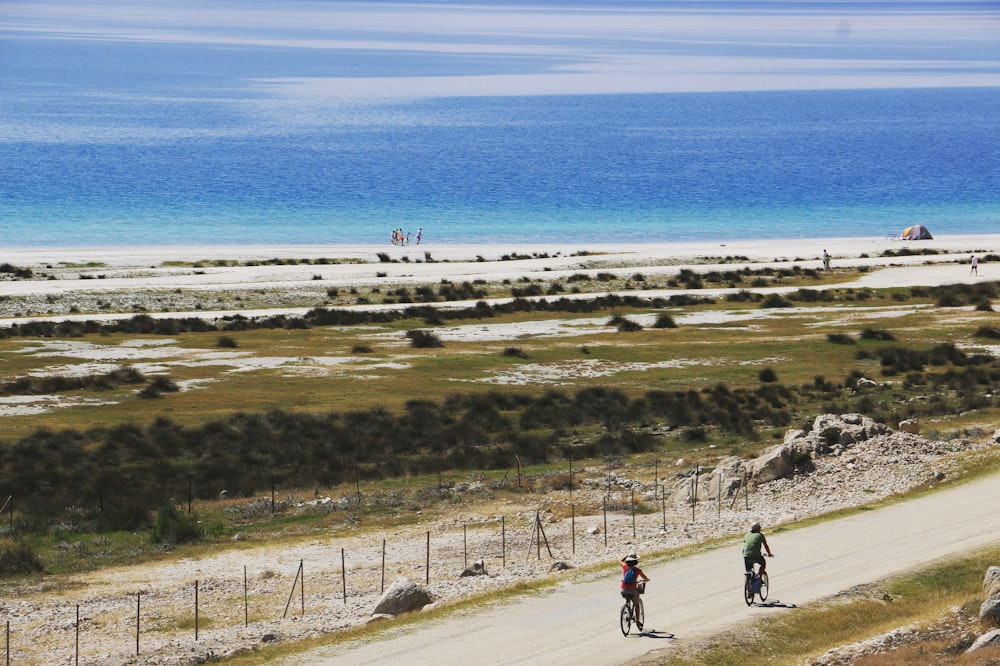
{"left": 653, "top": 313, "right": 677, "bottom": 328}
{"left": 0, "top": 539, "right": 44, "bottom": 577}
{"left": 406, "top": 329, "right": 444, "bottom": 348}
{"left": 1, "top": 253, "right": 1000, "bottom": 662}
{"left": 151, "top": 501, "right": 203, "bottom": 545}
{"left": 761, "top": 293, "right": 793, "bottom": 308}
{"left": 217, "top": 335, "right": 239, "bottom": 348}
{"left": 826, "top": 332, "right": 856, "bottom": 345}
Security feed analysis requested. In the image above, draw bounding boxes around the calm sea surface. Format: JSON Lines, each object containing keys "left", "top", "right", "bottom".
{"left": 1, "top": 1, "right": 998, "bottom": 248}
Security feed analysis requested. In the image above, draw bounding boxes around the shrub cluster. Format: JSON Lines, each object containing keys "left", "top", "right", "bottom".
{"left": 0, "top": 382, "right": 806, "bottom": 521}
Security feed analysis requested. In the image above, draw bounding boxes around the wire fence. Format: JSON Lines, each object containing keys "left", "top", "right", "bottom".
{"left": 1, "top": 464, "right": 760, "bottom": 664}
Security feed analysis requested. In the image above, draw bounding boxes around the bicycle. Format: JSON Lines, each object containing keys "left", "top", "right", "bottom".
{"left": 743, "top": 566, "right": 768, "bottom": 606}
{"left": 620, "top": 581, "right": 647, "bottom": 635}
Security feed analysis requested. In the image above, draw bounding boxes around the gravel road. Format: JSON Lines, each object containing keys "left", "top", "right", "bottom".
{"left": 281, "top": 472, "right": 1000, "bottom": 665}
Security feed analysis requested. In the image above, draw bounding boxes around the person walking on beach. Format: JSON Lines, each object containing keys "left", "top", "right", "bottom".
{"left": 415, "top": 228, "right": 423, "bottom": 245}
{"left": 822, "top": 249, "right": 831, "bottom": 271}
{"left": 971, "top": 255, "right": 979, "bottom": 276}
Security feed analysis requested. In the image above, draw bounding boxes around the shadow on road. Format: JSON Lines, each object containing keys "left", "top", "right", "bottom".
{"left": 753, "top": 599, "right": 797, "bottom": 609}
{"left": 636, "top": 629, "right": 676, "bottom": 639}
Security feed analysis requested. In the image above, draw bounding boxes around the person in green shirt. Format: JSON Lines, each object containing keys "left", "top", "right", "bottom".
{"left": 743, "top": 521, "right": 773, "bottom": 575}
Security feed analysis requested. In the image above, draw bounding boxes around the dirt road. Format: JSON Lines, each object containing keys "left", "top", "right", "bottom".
{"left": 278, "top": 472, "right": 1000, "bottom": 665}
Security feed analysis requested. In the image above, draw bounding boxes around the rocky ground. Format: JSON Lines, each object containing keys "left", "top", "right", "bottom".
{"left": 2, "top": 417, "right": 994, "bottom": 665}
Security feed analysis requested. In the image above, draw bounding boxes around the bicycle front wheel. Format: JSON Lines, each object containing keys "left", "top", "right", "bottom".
{"left": 634, "top": 597, "right": 644, "bottom": 631}
{"left": 743, "top": 575, "right": 754, "bottom": 606}
{"left": 759, "top": 572, "right": 769, "bottom": 602}
{"left": 620, "top": 602, "right": 632, "bottom": 636}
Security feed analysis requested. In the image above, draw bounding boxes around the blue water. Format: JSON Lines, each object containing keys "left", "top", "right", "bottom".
{"left": 1, "top": 1, "right": 999, "bottom": 247}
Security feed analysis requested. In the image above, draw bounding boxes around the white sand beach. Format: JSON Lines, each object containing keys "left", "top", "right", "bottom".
{"left": 1, "top": 235, "right": 997, "bottom": 306}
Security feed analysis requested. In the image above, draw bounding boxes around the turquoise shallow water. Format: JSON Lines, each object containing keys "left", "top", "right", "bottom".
{"left": 1, "top": 1, "right": 998, "bottom": 247}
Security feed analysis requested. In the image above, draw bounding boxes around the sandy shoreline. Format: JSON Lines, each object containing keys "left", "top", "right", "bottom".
{"left": 3, "top": 234, "right": 1000, "bottom": 268}
{"left": 0, "top": 234, "right": 995, "bottom": 323}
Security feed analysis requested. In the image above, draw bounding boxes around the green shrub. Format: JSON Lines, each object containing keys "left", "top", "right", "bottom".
{"left": 0, "top": 539, "right": 43, "bottom": 577}
{"left": 406, "top": 329, "right": 444, "bottom": 348}
{"left": 653, "top": 313, "right": 677, "bottom": 329}
{"left": 726, "top": 290, "right": 757, "bottom": 303}
{"left": 96, "top": 505, "right": 149, "bottom": 532}
{"left": 616, "top": 317, "right": 642, "bottom": 332}
{"left": 216, "top": 335, "right": 239, "bottom": 348}
{"left": 138, "top": 375, "right": 179, "bottom": 399}
{"left": 792, "top": 450, "right": 813, "bottom": 471}
{"left": 760, "top": 294, "right": 792, "bottom": 308}
{"left": 682, "top": 426, "right": 708, "bottom": 442}
{"left": 860, "top": 327, "right": 896, "bottom": 341}
{"left": 150, "top": 376, "right": 179, "bottom": 393}
{"left": 974, "top": 326, "right": 1000, "bottom": 339}
{"left": 936, "top": 293, "right": 964, "bottom": 307}
{"left": 758, "top": 368, "right": 778, "bottom": 383}
{"left": 151, "top": 501, "right": 203, "bottom": 545}
{"left": 820, "top": 427, "right": 842, "bottom": 446}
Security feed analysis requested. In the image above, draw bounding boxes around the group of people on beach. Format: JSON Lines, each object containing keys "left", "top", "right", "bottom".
{"left": 390, "top": 227, "right": 422, "bottom": 246}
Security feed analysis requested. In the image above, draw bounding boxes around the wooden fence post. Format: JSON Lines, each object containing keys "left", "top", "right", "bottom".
{"left": 571, "top": 504, "right": 575, "bottom": 554}
{"left": 603, "top": 498, "right": 608, "bottom": 547}
{"left": 718, "top": 474, "right": 722, "bottom": 520}
{"left": 501, "top": 517, "right": 506, "bottom": 567}
{"left": 282, "top": 560, "right": 303, "bottom": 619}
{"left": 631, "top": 489, "right": 636, "bottom": 538}
{"left": 136, "top": 592, "right": 141, "bottom": 656}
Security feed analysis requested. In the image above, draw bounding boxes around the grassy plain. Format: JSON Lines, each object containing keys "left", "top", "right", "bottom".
{"left": 2, "top": 248, "right": 1000, "bottom": 662}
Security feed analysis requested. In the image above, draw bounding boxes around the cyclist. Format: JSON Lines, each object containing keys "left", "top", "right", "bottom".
{"left": 620, "top": 553, "right": 650, "bottom": 602}
{"left": 743, "top": 521, "right": 773, "bottom": 575}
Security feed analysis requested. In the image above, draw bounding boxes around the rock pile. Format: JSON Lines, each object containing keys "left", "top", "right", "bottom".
{"left": 970, "top": 566, "right": 1000, "bottom": 653}
{"left": 671, "top": 413, "right": 951, "bottom": 507}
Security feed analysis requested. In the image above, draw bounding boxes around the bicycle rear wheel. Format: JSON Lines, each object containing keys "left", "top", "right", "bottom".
{"left": 759, "top": 572, "right": 769, "bottom": 602}
{"left": 743, "top": 575, "right": 754, "bottom": 605}
{"left": 634, "top": 597, "right": 644, "bottom": 631}
{"left": 620, "top": 602, "right": 632, "bottom": 636}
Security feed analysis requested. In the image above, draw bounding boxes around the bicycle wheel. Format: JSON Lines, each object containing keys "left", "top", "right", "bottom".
{"left": 743, "top": 575, "right": 754, "bottom": 606}
{"left": 620, "top": 601, "right": 632, "bottom": 636}
{"left": 634, "top": 597, "right": 644, "bottom": 631}
{"left": 758, "top": 571, "right": 769, "bottom": 602}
